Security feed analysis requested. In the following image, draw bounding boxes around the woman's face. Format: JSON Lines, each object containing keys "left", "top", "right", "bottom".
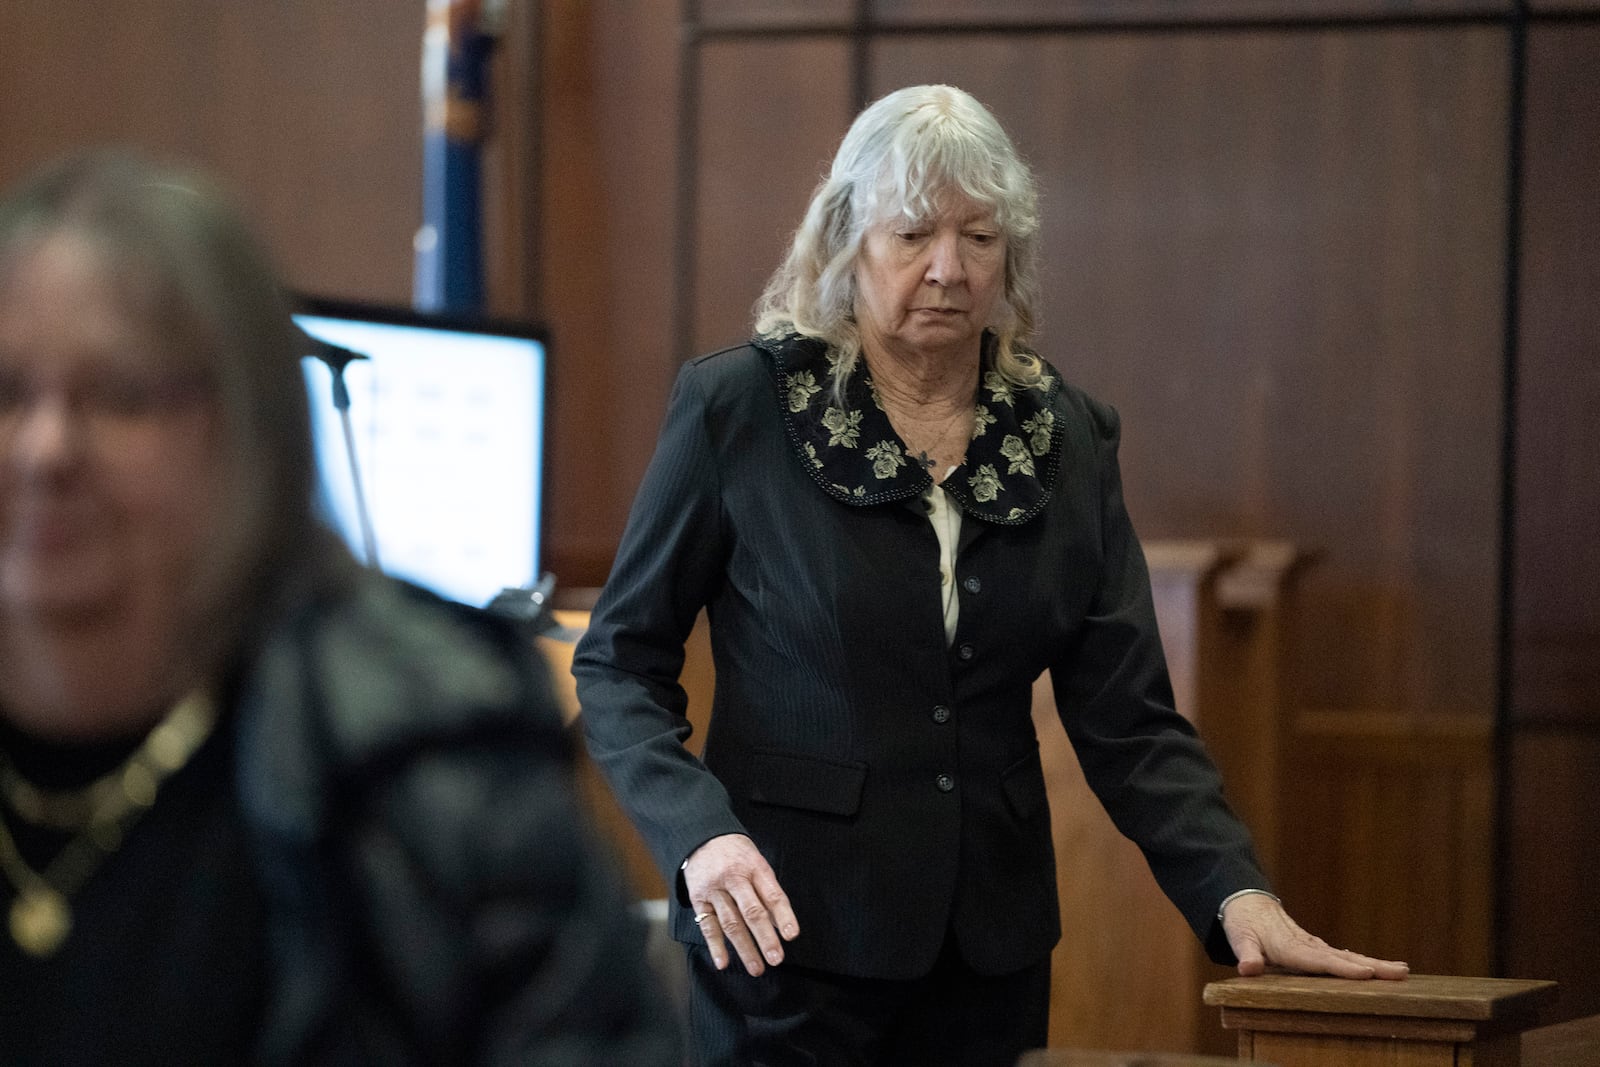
{"left": 0, "top": 233, "right": 226, "bottom": 629}
{"left": 853, "top": 193, "right": 1005, "bottom": 365}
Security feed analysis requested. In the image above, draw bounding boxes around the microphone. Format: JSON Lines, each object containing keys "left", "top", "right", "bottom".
{"left": 301, "top": 329, "right": 379, "bottom": 568}
{"left": 302, "top": 333, "right": 370, "bottom": 411}
{"left": 307, "top": 336, "right": 368, "bottom": 370}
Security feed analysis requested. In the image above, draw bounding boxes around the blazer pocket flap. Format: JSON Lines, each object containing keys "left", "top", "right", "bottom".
{"left": 1001, "top": 749, "right": 1048, "bottom": 820}
{"left": 749, "top": 750, "right": 868, "bottom": 816}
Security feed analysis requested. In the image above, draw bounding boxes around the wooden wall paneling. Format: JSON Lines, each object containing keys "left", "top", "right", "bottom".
{"left": 870, "top": 28, "right": 1509, "bottom": 721}
{"left": 209, "top": 4, "right": 423, "bottom": 303}
{"left": 534, "top": 0, "right": 684, "bottom": 587}
{"left": 0, "top": 4, "right": 203, "bottom": 161}
{"left": 0, "top": 2, "right": 424, "bottom": 305}
{"left": 870, "top": 0, "right": 1514, "bottom": 25}
{"left": 1512, "top": 23, "right": 1600, "bottom": 728}
{"left": 1504, "top": 733, "right": 1600, "bottom": 1021}
{"left": 1504, "top": 20, "right": 1600, "bottom": 1024}
{"left": 690, "top": 38, "right": 856, "bottom": 356}
{"left": 1278, "top": 710, "right": 1495, "bottom": 977}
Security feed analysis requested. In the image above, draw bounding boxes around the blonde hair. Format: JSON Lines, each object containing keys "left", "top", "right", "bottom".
{"left": 754, "top": 84, "right": 1043, "bottom": 391}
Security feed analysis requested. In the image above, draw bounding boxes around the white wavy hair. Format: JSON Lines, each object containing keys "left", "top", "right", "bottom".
{"left": 754, "top": 84, "right": 1043, "bottom": 391}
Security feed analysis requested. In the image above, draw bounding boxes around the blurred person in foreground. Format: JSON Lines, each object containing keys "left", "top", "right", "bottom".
{"left": 0, "top": 150, "right": 679, "bottom": 1065}
{"left": 574, "top": 84, "right": 1407, "bottom": 1066}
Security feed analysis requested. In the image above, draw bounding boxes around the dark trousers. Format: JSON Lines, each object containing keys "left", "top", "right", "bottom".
{"left": 686, "top": 930, "right": 1051, "bottom": 1067}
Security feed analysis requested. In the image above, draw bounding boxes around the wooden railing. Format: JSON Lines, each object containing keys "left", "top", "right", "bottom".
{"left": 1037, "top": 540, "right": 1311, "bottom": 1055}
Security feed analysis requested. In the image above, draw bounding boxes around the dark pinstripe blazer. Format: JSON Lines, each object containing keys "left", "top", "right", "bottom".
{"left": 574, "top": 334, "right": 1267, "bottom": 981}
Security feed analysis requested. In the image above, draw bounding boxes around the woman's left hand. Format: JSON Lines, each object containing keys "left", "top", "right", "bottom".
{"left": 1222, "top": 892, "right": 1410, "bottom": 980}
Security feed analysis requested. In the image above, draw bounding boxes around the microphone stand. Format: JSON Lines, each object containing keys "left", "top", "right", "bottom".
{"left": 307, "top": 337, "right": 380, "bottom": 568}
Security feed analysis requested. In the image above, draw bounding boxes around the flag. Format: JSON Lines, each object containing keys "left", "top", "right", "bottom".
{"left": 414, "top": 0, "right": 499, "bottom": 312}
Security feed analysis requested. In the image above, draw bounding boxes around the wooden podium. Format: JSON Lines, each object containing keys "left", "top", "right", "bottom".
{"left": 1203, "top": 974, "right": 1559, "bottom": 1066}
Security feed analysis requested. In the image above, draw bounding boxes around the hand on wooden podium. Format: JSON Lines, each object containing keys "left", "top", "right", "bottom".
{"left": 1221, "top": 892, "right": 1411, "bottom": 980}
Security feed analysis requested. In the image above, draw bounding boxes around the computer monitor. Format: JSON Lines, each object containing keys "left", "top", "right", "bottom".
{"left": 294, "top": 297, "right": 548, "bottom": 609}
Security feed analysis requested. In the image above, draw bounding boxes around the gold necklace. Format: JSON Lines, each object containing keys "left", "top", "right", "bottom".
{"left": 0, "top": 690, "right": 217, "bottom": 958}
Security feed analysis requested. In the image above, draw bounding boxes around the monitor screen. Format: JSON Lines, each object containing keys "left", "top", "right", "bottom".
{"left": 294, "top": 298, "right": 547, "bottom": 609}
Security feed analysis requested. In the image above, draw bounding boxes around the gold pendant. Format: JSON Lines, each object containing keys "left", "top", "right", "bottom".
{"left": 9, "top": 885, "right": 72, "bottom": 958}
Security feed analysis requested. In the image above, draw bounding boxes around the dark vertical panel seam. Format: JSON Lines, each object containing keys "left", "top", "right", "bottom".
{"left": 1492, "top": 0, "right": 1529, "bottom": 982}
{"left": 523, "top": 0, "right": 546, "bottom": 318}
{"left": 853, "top": 0, "right": 872, "bottom": 112}
{"left": 674, "top": 1, "right": 704, "bottom": 364}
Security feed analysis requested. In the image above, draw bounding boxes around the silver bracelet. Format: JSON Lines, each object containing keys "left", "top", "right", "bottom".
{"left": 1216, "top": 888, "right": 1280, "bottom": 922}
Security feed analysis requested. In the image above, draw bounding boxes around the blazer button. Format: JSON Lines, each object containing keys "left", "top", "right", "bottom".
{"left": 936, "top": 774, "right": 955, "bottom": 793}
{"left": 962, "top": 575, "right": 982, "bottom": 594}
{"left": 957, "top": 643, "right": 975, "bottom": 661}
{"left": 931, "top": 704, "right": 952, "bottom": 724}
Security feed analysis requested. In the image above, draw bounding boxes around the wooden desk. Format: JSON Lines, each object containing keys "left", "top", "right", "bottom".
{"left": 1017, "top": 1050, "right": 1261, "bottom": 1066}
{"left": 538, "top": 606, "right": 716, "bottom": 897}
{"left": 533, "top": 608, "right": 592, "bottom": 724}
{"left": 1203, "top": 974, "right": 1559, "bottom": 1066}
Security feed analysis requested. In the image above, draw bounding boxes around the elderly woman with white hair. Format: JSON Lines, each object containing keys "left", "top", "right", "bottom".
{"left": 575, "top": 84, "right": 1406, "bottom": 1065}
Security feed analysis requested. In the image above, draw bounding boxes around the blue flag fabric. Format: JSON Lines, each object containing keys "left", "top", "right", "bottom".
{"left": 415, "top": 0, "right": 495, "bottom": 312}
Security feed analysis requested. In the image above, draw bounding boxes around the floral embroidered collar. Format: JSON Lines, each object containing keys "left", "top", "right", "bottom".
{"left": 757, "top": 332, "right": 1064, "bottom": 525}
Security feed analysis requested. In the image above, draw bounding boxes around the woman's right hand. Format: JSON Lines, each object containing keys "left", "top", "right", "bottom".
{"left": 682, "top": 833, "right": 799, "bottom": 976}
